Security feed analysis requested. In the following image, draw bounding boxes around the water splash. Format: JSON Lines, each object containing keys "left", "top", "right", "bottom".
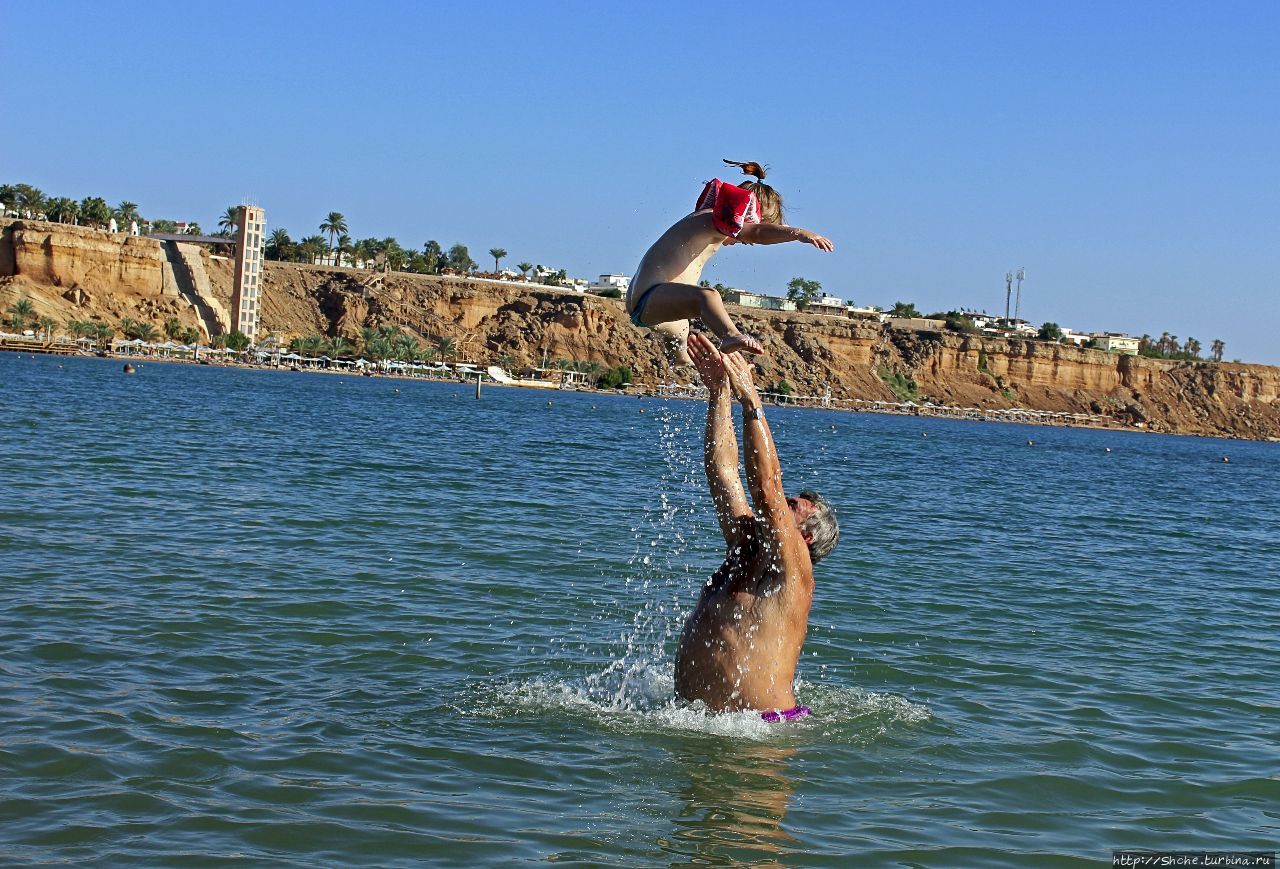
{"left": 470, "top": 401, "right": 931, "bottom": 742}
{"left": 468, "top": 665, "right": 930, "bottom": 744}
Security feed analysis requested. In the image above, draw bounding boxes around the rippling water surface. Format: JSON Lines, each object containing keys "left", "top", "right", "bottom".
{"left": 1, "top": 354, "right": 1277, "bottom": 866}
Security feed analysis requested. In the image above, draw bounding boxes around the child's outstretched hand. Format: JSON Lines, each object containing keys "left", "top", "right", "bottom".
{"left": 799, "top": 230, "right": 835, "bottom": 252}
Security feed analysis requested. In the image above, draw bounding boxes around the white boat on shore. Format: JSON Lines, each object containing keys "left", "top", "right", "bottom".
{"left": 486, "top": 366, "right": 559, "bottom": 389}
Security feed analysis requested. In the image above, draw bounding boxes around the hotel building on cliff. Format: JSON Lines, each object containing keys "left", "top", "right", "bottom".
{"left": 232, "top": 205, "right": 265, "bottom": 338}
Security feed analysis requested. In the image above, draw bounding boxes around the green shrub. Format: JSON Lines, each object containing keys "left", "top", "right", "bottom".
{"left": 876, "top": 364, "right": 919, "bottom": 402}
{"left": 597, "top": 365, "right": 632, "bottom": 389}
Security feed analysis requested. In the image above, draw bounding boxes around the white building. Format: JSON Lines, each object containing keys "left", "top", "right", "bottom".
{"left": 961, "top": 310, "right": 1000, "bottom": 330}
{"left": 1094, "top": 333, "right": 1140, "bottom": 355}
{"left": 724, "top": 289, "right": 796, "bottom": 312}
{"left": 231, "top": 205, "right": 266, "bottom": 339}
{"left": 589, "top": 273, "right": 630, "bottom": 294}
{"left": 808, "top": 294, "right": 847, "bottom": 316}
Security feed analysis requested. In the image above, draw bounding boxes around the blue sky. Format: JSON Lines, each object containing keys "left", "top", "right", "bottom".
{"left": 6, "top": 1, "right": 1278, "bottom": 362}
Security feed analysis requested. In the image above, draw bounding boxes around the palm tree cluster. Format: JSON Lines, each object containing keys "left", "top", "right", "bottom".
{"left": 286, "top": 324, "right": 460, "bottom": 363}
{"left": 257, "top": 210, "right": 510, "bottom": 279}
{"left": 1, "top": 182, "right": 198, "bottom": 234}
{"left": 1139, "top": 332, "right": 1216, "bottom": 361}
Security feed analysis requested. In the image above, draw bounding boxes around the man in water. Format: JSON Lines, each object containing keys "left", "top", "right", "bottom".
{"left": 675, "top": 335, "right": 839, "bottom": 720}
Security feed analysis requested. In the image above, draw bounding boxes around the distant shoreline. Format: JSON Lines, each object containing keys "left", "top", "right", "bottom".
{"left": 7, "top": 343, "right": 1210, "bottom": 440}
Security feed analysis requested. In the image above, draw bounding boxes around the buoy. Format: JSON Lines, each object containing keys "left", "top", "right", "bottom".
{"left": 592, "top": 405, "right": 597, "bottom": 411}
{"left": 922, "top": 432, "right": 927, "bottom": 437}
{"left": 547, "top": 400, "right": 552, "bottom": 407}
{"left": 639, "top": 408, "right": 645, "bottom": 414}
{"left": 1027, "top": 440, "right": 1034, "bottom": 446}
{"left": 394, "top": 388, "right": 400, "bottom": 393}
{"left": 1222, "top": 456, "right": 1230, "bottom": 463}
{"left": 1105, "top": 447, "right": 1112, "bottom": 453}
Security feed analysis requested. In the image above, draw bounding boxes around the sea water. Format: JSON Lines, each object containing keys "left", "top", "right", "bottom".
{"left": 0, "top": 354, "right": 1276, "bottom": 866}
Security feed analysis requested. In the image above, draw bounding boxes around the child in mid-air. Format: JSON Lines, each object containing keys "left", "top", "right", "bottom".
{"left": 627, "top": 159, "right": 834, "bottom": 364}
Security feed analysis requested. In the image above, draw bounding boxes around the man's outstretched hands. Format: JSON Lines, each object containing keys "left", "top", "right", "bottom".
{"left": 687, "top": 334, "right": 727, "bottom": 390}
{"left": 721, "top": 348, "right": 761, "bottom": 405}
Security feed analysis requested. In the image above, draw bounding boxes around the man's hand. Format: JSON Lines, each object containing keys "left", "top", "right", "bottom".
{"left": 687, "top": 334, "right": 727, "bottom": 391}
{"left": 722, "top": 351, "right": 761, "bottom": 406}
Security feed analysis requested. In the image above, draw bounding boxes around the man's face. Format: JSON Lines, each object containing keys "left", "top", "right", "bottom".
{"left": 787, "top": 496, "right": 817, "bottom": 546}
{"left": 787, "top": 496, "right": 817, "bottom": 526}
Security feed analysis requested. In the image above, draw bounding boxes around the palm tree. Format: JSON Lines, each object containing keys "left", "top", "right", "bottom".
{"left": 38, "top": 316, "right": 57, "bottom": 340}
{"left": 382, "top": 237, "right": 407, "bottom": 271}
{"left": 15, "top": 184, "right": 45, "bottom": 218}
{"left": 79, "top": 196, "right": 111, "bottom": 228}
{"left": 353, "top": 238, "right": 377, "bottom": 268}
{"left": 435, "top": 336, "right": 457, "bottom": 361}
{"left": 219, "top": 206, "right": 242, "bottom": 235}
{"left": 1184, "top": 337, "right": 1201, "bottom": 359}
{"left": 92, "top": 322, "right": 115, "bottom": 349}
{"left": 164, "top": 316, "right": 184, "bottom": 339}
{"left": 45, "top": 197, "right": 79, "bottom": 224}
{"left": 68, "top": 320, "right": 95, "bottom": 339}
{"left": 183, "top": 222, "right": 203, "bottom": 236}
{"left": 300, "top": 235, "right": 328, "bottom": 264}
{"left": 337, "top": 233, "right": 353, "bottom": 267}
{"left": 267, "top": 228, "right": 292, "bottom": 260}
{"left": 329, "top": 337, "right": 353, "bottom": 358}
{"left": 181, "top": 327, "right": 201, "bottom": 345}
{"left": 393, "top": 334, "right": 421, "bottom": 361}
{"left": 115, "top": 201, "right": 141, "bottom": 228}
{"left": 489, "top": 248, "right": 508, "bottom": 273}
{"left": 422, "top": 240, "right": 443, "bottom": 274}
{"left": 1211, "top": 339, "right": 1225, "bottom": 362}
{"left": 320, "top": 212, "right": 348, "bottom": 259}
{"left": 134, "top": 322, "right": 158, "bottom": 342}
{"left": 0, "top": 184, "right": 16, "bottom": 215}
{"left": 516, "top": 262, "right": 533, "bottom": 281}
{"left": 118, "top": 317, "right": 138, "bottom": 338}
{"left": 7, "top": 297, "right": 34, "bottom": 330}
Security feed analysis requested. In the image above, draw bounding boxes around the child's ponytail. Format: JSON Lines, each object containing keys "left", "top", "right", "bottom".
{"left": 722, "top": 159, "right": 783, "bottom": 224}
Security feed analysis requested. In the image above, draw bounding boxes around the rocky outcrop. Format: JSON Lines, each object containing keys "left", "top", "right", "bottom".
{"left": 3, "top": 218, "right": 1279, "bottom": 440}
{"left": 3, "top": 220, "right": 168, "bottom": 295}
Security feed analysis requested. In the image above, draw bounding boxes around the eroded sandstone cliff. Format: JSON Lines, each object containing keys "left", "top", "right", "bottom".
{"left": 3, "top": 219, "right": 1278, "bottom": 440}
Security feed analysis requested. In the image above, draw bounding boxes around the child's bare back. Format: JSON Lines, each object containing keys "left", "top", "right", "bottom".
{"left": 626, "top": 160, "right": 834, "bottom": 365}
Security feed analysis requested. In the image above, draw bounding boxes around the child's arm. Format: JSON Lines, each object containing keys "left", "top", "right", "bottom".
{"left": 736, "top": 223, "right": 834, "bottom": 251}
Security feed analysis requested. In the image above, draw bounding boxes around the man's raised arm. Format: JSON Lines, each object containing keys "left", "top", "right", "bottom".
{"left": 688, "top": 335, "right": 752, "bottom": 546}
{"left": 721, "top": 353, "right": 807, "bottom": 561}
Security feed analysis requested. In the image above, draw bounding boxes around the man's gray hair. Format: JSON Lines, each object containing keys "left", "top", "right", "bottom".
{"left": 798, "top": 490, "right": 839, "bottom": 563}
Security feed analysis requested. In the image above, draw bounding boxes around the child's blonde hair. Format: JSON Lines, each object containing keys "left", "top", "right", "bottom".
{"left": 724, "top": 158, "right": 784, "bottom": 224}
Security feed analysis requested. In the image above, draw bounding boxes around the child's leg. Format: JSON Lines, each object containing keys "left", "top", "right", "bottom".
{"left": 637, "top": 283, "right": 761, "bottom": 354}
{"left": 652, "top": 319, "right": 693, "bottom": 366}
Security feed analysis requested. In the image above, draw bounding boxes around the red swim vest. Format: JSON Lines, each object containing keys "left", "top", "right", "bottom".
{"left": 695, "top": 179, "right": 762, "bottom": 238}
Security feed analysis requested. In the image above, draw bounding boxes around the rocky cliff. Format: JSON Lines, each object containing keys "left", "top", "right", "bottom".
{"left": 4, "top": 219, "right": 1279, "bottom": 440}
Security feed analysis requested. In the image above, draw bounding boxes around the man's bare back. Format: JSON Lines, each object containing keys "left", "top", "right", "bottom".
{"left": 675, "top": 518, "right": 813, "bottom": 711}
{"left": 673, "top": 336, "right": 831, "bottom": 714}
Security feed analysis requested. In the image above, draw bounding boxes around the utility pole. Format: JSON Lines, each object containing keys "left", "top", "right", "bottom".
{"left": 1014, "top": 267, "right": 1026, "bottom": 323}
{"left": 1004, "top": 272, "right": 1013, "bottom": 323}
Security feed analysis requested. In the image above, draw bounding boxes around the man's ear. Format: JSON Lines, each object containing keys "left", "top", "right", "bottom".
{"left": 802, "top": 530, "right": 814, "bottom": 545}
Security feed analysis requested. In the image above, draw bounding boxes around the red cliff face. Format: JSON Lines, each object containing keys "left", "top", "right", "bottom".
{"left": 3, "top": 219, "right": 1278, "bottom": 440}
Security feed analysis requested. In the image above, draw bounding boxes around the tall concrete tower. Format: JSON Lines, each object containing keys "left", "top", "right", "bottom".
{"left": 232, "top": 205, "right": 266, "bottom": 339}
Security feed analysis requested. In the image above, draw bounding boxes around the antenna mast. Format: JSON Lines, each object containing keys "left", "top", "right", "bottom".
{"left": 1014, "top": 267, "right": 1025, "bottom": 322}
{"left": 1004, "top": 272, "right": 1013, "bottom": 323}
